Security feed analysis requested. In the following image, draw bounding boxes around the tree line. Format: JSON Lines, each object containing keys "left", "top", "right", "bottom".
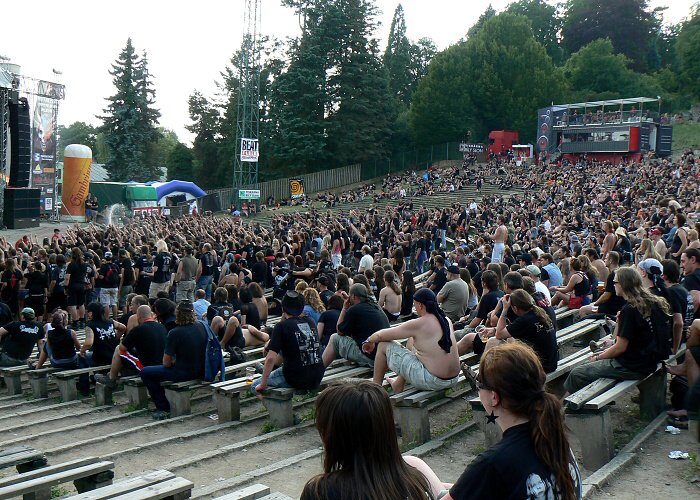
{"left": 59, "top": 0, "right": 700, "bottom": 187}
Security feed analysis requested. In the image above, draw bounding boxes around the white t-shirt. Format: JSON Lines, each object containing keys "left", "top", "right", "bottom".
{"left": 358, "top": 254, "right": 374, "bottom": 272}
{"left": 534, "top": 281, "right": 551, "bottom": 305}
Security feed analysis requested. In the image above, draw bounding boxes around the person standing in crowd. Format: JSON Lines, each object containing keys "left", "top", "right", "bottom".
{"left": 252, "top": 291, "right": 324, "bottom": 394}
{"left": 365, "top": 288, "right": 460, "bottom": 393}
{"left": 65, "top": 248, "right": 88, "bottom": 330}
{"left": 148, "top": 240, "right": 173, "bottom": 299}
{"left": 1, "top": 259, "right": 23, "bottom": 318}
{"left": 0, "top": 307, "right": 43, "bottom": 366}
{"left": 118, "top": 250, "right": 136, "bottom": 316}
{"left": 97, "top": 251, "right": 120, "bottom": 320}
{"left": 490, "top": 216, "right": 508, "bottom": 264}
{"left": 322, "top": 283, "right": 389, "bottom": 368}
{"left": 196, "top": 243, "right": 217, "bottom": 301}
{"left": 140, "top": 300, "right": 207, "bottom": 419}
{"left": 22, "top": 261, "right": 47, "bottom": 321}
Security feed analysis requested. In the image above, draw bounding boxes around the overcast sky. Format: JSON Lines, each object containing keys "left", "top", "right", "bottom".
{"left": 1, "top": 0, "right": 695, "bottom": 144}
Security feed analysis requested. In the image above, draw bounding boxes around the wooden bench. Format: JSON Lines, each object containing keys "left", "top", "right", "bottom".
{"left": 0, "top": 457, "right": 114, "bottom": 500}
{"left": 212, "top": 483, "right": 270, "bottom": 499}
{"left": 52, "top": 365, "right": 111, "bottom": 401}
{"left": 563, "top": 346, "right": 686, "bottom": 471}
{"left": 28, "top": 368, "right": 60, "bottom": 399}
{"left": 67, "top": 469, "right": 192, "bottom": 499}
{"left": 0, "top": 447, "right": 47, "bottom": 474}
{"left": 554, "top": 306, "right": 578, "bottom": 329}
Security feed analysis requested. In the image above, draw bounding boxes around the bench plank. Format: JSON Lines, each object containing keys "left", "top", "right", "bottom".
{"left": 106, "top": 476, "right": 193, "bottom": 500}
{"left": 68, "top": 470, "right": 176, "bottom": 499}
{"left": 0, "top": 460, "right": 114, "bottom": 499}
{"left": 213, "top": 483, "right": 270, "bottom": 500}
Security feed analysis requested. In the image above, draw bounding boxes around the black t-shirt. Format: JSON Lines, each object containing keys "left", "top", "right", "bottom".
{"left": 450, "top": 422, "right": 582, "bottom": 500}
{"left": 121, "top": 258, "right": 135, "bottom": 286}
{"left": 153, "top": 252, "right": 173, "bottom": 283}
{"left": 135, "top": 256, "right": 153, "bottom": 294}
{"left": 240, "top": 302, "right": 261, "bottom": 329}
{"left": 476, "top": 290, "right": 504, "bottom": 321}
{"left": 599, "top": 270, "right": 626, "bottom": 315}
{"left": 540, "top": 266, "right": 550, "bottom": 282}
{"left": 1, "top": 269, "right": 22, "bottom": 300}
{"left": 0, "top": 302, "right": 12, "bottom": 328}
{"left": 337, "top": 301, "right": 390, "bottom": 359}
{"left": 432, "top": 267, "right": 448, "bottom": 293}
{"left": 99, "top": 262, "right": 121, "bottom": 288}
{"left": 319, "top": 289, "right": 333, "bottom": 307}
{"left": 66, "top": 262, "right": 86, "bottom": 290}
{"left": 121, "top": 320, "right": 167, "bottom": 366}
{"left": 251, "top": 261, "right": 267, "bottom": 284}
{"left": 47, "top": 326, "right": 76, "bottom": 360}
{"left": 667, "top": 283, "right": 694, "bottom": 340}
{"left": 165, "top": 322, "right": 207, "bottom": 378}
{"left": 616, "top": 304, "right": 661, "bottom": 374}
{"left": 25, "top": 271, "right": 46, "bottom": 295}
{"left": 268, "top": 316, "right": 324, "bottom": 390}
{"left": 207, "top": 302, "right": 236, "bottom": 323}
{"left": 51, "top": 265, "right": 67, "bottom": 295}
{"left": 1, "top": 321, "right": 43, "bottom": 359}
{"left": 199, "top": 253, "right": 215, "bottom": 277}
{"left": 318, "top": 308, "right": 340, "bottom": 343}
{"left": 506, "top": 310, "right": 558, "bottom": 373}
{"left": 87, "top": 320, "right": 119, "bottom": 365}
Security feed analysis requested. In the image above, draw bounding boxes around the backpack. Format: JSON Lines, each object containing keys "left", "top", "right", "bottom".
{"left": 200, "top": 320, "right": 225, "bottom": 383}
{"left": 104, "top": 263, "right": 120, "bottom": 287}
{"left": 644, "top": 305, "right": 673, "bottom": 363}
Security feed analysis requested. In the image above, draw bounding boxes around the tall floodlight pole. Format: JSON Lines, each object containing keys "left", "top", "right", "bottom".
{"left": 234, "top": 0, "right": 262, "bottom": 192}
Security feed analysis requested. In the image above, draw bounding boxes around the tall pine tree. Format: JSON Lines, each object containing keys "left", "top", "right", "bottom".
{"left": 100, "top": 39, "right": 161, "bottom": 182}
{"left": 384, "top": 4, "right": 412, "bottom": 105}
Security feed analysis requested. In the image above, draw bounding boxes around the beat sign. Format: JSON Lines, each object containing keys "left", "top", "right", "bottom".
{"left": 241, "top": 138, "right": 259, "bottom": 162}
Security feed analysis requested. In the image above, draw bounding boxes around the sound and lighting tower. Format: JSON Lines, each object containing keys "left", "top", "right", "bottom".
{"left": 233, "top": 0, "right": 262, "bottom": 191}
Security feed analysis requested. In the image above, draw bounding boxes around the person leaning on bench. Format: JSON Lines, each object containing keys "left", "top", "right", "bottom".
{"left": 140, "top": 300, "right": 207, "bottom": 419}
{"left": 252, "top": 291, "right": 324, "bottom": 395}
{"left": 363, "top": 288, "right": 460, "bottom": 394}
{"left": 0, "top": 307, "right": 43, "bottom": 367}
{"left": 95, "top": 304, "right": 167, "bottom": 388}
{"left": 564, "top": 266, "right": 672, "bottom": 395}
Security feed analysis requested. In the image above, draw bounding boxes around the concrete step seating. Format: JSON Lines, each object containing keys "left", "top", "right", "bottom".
{"left": 214, "top": 483, "right": 292, "bottom": 500}
{"left": 563, "top": 345, "right": 687, "bottom": 471}
{"left": 67, "top": 469, "right": 193, "bottom": 500}
{"left": 0, "top": 446, "right": 47, "bottom": 474}
{"left": 0, "top": 456, "right": 114, "bottom": 500}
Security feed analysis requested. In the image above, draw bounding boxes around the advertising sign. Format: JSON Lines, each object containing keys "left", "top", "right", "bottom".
{"left": 238, "top": 189, "right": 261, "bottom": 200}
{"left": 241, "top": 138, "right": 259, "bottom": 162}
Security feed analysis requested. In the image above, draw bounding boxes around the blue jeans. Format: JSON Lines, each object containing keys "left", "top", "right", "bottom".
{"left": 140, "top": 365, "right": 192, "bottom": 412}
{"left": 250, "top": 367, "right": 291, "bottom": 395}
{"left": 78, "top": 352, "right": 96, "bottom": 395}
{"left": 44, "top": 343, "right": 78, "bottom": 369}
{"left": 196, "top": 275, "right": 214, "bottom": 301}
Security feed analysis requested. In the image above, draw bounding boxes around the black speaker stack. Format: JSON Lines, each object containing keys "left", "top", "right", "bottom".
{"left": 8, "top": 97, "right": 31, "bottom": 188}
{"left": 3, "top": 187, "right": 40, "bottom": 229}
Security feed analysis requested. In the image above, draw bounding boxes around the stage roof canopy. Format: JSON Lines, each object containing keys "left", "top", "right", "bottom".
{"left": 0, "top": 67, "right": 13, "bottom": 89}
{"left": 552, "top": 97, "right": 660, "bottom": 109}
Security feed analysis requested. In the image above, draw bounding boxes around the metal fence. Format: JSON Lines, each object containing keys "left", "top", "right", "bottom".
{"left": 205, "top": 141, "right": 468, "bottom": 204}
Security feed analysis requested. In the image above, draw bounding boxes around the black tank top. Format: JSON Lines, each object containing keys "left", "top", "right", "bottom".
{"left": 88, "top": 320, "right": 118, "bottom": 365}
{"left": 573, "top": 272, "right": 590, "bottom": 297}
{"left": 48, "top": 326, "right": 76, "bottom": 360}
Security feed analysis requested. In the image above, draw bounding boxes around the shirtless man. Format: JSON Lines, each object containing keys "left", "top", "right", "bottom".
{"left": 490, "top": 216, "right": 508, "bottom": 264}
{"left": 601, "top": 220, "right": 616, "bottom": 258}
{"left": 363, "top": 288, "right": 460, "bottom": 393}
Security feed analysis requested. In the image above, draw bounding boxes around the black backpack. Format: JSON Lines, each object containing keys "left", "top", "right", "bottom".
{"left": 104, "top": 263, "right": 120, "bottom": 287}
{"left": 644, "top": 305, "right": 673, "bottom": 363}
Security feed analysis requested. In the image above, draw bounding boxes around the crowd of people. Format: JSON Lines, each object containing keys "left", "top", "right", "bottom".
{"left": 0, "top": 148, "right": 699, "bottom": 498}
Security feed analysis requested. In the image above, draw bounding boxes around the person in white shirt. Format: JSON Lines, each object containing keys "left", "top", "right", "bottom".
{"left": 358, "top": 245, "right": 374, "bottom": 273}
{"left": 524, "top": 265, "right": 551, "bottom": 306}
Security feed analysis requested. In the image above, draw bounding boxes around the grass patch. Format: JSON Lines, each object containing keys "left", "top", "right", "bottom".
{"left": 299, "top": 406, "right": 316, "bottom": 423}
{"left": 686, "top": 451, "right": 700, "bottom": 483}
{"left": 120, "top": 403, "right": 142, "bottom": 413}
{"left": 51, "top": 486, "right": 71, "bottom": 498}
{"left": 261, "top": 419, "right": 279, "bottom": 434}
{"left": 431, "top": 407, "right": 473, "bottom": 439}
{"left": 672, "top": 122, "right": 700, "bottom": 153}
{"left": 292, "top": 390, "right": 317, "bottom": 402}
{"left": 471, "top": 445, "right": 486, "bottom": 456}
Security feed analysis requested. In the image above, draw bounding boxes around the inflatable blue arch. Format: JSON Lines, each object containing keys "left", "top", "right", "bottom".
{"left": 148, "top": 180, "right": 206, "bottom": 205}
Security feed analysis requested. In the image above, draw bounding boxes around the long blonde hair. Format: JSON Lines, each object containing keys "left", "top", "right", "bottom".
{"left": 638, "top": 238, "right": 662, "bottom": 261}
{"left": 616, "top": 267, "right": 670, "bottom": 318}
{"left": 303, "top": 288, "right": 326, "bottom": 313}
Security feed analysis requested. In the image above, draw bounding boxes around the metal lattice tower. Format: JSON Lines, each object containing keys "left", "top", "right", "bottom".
{"left": 233, "top": 0, "right": 262, "bottom": 190}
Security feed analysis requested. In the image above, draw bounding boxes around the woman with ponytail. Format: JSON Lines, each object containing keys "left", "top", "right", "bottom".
{"left": 378, "top": 271, "right": 402, "bottom": 322}
{"left": 434, "top": 342, "right": 581, "bottom": 499}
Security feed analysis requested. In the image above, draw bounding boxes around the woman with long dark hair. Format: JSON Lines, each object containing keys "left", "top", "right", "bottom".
{"left": 400, "top": 270, "right": 415, "bottom": 317}
{"left": 301, "top": 379, "right": 435, "bottom": 499}
{"left": 430, "top": 342, "right": 581, "bottom": 500}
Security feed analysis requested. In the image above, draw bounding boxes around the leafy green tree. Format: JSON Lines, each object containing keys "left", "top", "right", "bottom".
{"left": 467, "top": 4, "right": 496, "bottom": 39}
{"left": 676, "top": 6, "right": 700, "bottom": 100}
{"left": 506, "top": 0, "right": 564, "bottom": 64}
{"left": 561, "top": 0, "right": 655, "bottom": 72}
{"left": 384, "top": 4, "right": 413, "bottom": 105}
{"left": 100, "top": 39, "right": 161, "bottom": 181}
{"left": 56, "top": 122, "right": 98, "bottom": 161}
{"left": 411, "top": 13, "right": 565, "bottom": 144}
{"left": 186, "top": 91, "right": 222, "bottom": 189}
{"left": 165, "top": 142, "right": 195, "bottom": 181}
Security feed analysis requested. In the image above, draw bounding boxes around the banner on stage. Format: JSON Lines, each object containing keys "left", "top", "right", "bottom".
{"left": 290, "top": 178, "right": 305, "bottom": 199}
{"left": 459, "top": 143, "right": 485, "bottom": 153}
{"left": 32, "top": 88, "right": 58, "bottom": 212}
{"left": 239, "top": 189, "right": 260, "bottom": 200}
{"left": 240, "top": 138, "right": 259, "bottom": 162}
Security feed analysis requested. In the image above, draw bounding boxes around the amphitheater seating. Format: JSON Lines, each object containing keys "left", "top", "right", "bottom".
{"left": 67, "top": 470, "right": 193, "bottom": 500}
{"left": 0, "top": 457, "right": 114, "bottom": 499}
{"left": 0, "top": 446, "right": 47, "bottom": 474}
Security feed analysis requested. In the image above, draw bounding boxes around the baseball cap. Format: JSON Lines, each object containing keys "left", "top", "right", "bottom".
{"left": 650, "top": 228, "right": 662, "bottom": 236}
{"left": 21, "top": 307, "right": 35, "bottom": 319}
{"left": 176, "top": 300, "right": 194, "bottom": 312}
{"left": 447, "top": 264, "right": 460, "bottom": 274}
{"left": 525, "top": 265, "right": 541, "bottom": 276}
{"left": 104, "top": 251, "right": 113, "bottom": 259}
{"left": 281, "top": 291, "right": 305, "bottom": 316}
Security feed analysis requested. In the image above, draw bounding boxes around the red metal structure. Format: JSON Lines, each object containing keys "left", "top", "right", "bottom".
{"left": 487, "top": 130, "right": 519, "bottom": 157}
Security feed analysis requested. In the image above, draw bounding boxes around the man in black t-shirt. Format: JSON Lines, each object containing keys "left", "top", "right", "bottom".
{"left": 140, "top": 300, "right": 207, "bottom": 419}
{"left": 428, "top": 256, "right": 448, "bottom": 294}
{"left": 0, "top": 307, "right": 43, "bottom": 366}
{"left": 95, "top": 305, "right": 167, "bottom": 388}
{"left": 681, "top": 248, "right": 700, "bottom": 319}
{"left": 148, "top": 241, "right": 173, "bottom": 299}
{"left": 322, "top": 283, "right": 390, "bottom": 368}
{"left": 455, "top": 270, "right": 504, "bottom": 357}
{"left": 663, "top": 259, "right": 694, "bottom": 351}
{"left": 252, "top": 291, "right": 324, "bottom": 394}
{"left": 196, "top": 243, "right": 216, "bottom": 301}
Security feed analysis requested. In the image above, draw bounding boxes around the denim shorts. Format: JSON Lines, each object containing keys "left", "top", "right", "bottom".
{"left": 251, "top": 367, "right": 292, "bottom": 394}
